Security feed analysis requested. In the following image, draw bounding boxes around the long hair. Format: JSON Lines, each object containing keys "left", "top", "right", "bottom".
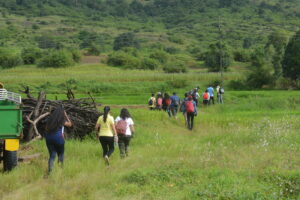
{"left": 103, "top": 106, "right": 110, "bottom": 123}
{"left": 46, "top": 105, "right": 65, "bottom": 134}
{"left": 120, "top": 108, "right": 131, "bottom": 120}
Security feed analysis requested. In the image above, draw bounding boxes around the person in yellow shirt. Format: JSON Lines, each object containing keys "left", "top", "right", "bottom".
{"left": 95, "top": 106, "right": 117, "bottom": 166}
{"left": 148, "top": 93, "right": 156, "bottom": 110}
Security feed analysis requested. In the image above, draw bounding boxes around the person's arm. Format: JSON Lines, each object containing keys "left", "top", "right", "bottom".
{"left": 194, "top": 102, "right": 197, "bottom": 115}
{"left": 64, "top": 111, "right": 72, "bottom": 127}
{"left": 95, "top": 123, "right": 101, "bottom": 139}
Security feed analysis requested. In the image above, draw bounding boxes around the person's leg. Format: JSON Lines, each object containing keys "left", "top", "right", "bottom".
{"left": 167, "top": 107, "right": 171, "bottom": 117}
{"left": 190, "top": 113, "right": 195, "bottom": 130}
{"left": 118, "top": 136, "right": 126, "bottom": 158}
{"left": 107, "top": 137, "right": 115, "bottom": 157}
{"left": 46, "top": 142, "right": 57, "bottom": 173}
{"left": 187, "top": 113, "right": 191, "bottom": 130}
{"left": 220, "top": 94, "right": 224, "bottom": 104}
{"left": 183, "top": 112, "right": 187, "bottom": 127}
{"left": 56, "top": 143, "right": 65, "bottom": 166}
{"left": 212, "top": 96, "right": 215, "bottom": 104}
{"left": 99, "top": 137, "right": 108, "bottom": 157}
{"left": 124, "top": 137, "right": 131, "bottom": 157}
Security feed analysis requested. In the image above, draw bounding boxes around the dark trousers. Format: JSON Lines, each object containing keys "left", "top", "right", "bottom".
{"left": 99, "top": 136, "right": 114, "bottom": 158}
{"left": 118, "top": 135, "right": 131, "bottom": 158}
{"left": 209, "top": 96, "right": 214, "bottom": 105}
{"left": 187, "top": 112, "right": 195, "bottom": 130}
{"left": 170, "top": 105, "right": 178, "bottom": 117}
{"left": 46, "top": 142, "right": 64, "bottom": 173}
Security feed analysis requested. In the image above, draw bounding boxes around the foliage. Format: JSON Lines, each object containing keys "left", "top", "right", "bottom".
{"left": 37, "top": 49, "right": 74, "bottom": 68}
{"left": 69, "top": 49, "right": 81, "bottom": 63}
{"left": 113, "top": 32, "right": 140, "bottom": 51}
{"left": 21, "top": 47, "right": 43, "bottom": 64}
{"left": 282, "top": 31, "right": 300, "bottom": 80}
{"left": 163, "top": 62, "right": 187, "bottom": 73}
{"left": 149, "top": 50, "right": 169, "bottom": 64}
{"left": 140, "top": 58, "right": 160, "bottom": 70}
{"left": 36, "top": 35, "right": 64, "bottom": 49}
{"left": 107, "top": 51, "right": 140, "bottom": 69}
{"left": 0, "top": 48, "right": 23, "bottom": 68}
{"left": 233, "top": 49, "right": 251, "bottom": 62}
{"left": 204, "top": 42, "right": 231, "bottom": 72}
{"left": 86, "top": 43, "right": 101, "bottom": 56}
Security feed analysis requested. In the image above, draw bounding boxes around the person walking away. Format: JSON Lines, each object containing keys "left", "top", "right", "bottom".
{"left": 115, "top": 108, "right": 135, "bottom": 158}
{"left": 156, "top": 94, "right": 163, "bottom": 110}
{"left": 95, "top": 106, "right": 117, "bottom": 166}
{"left": 203, "top": 89, "right": 210, "bottom": 106}
{"left": 207, "top": 86, "right": 214, "bottom": 105}
{"left": 42, "top": 105, "right": 72, "bottom": 174}
{"left": 180, "top": 93, "right": 189, "bottom": 126}
{"left": 185, "top": 96, "right": 197, "bottom": 130}
{"left": 216, "top": 85, "right": 220, "bottom": 103}
{"left": 162, "top": 93, "right": 171, "bottom": 117}
{"left": 170, "top": 92, "right": 180, "bottom": 118}
{"left": 148, "top": 94, "right": 156, "bottom": 110}
{"left": 218, "top": 87, "right": 224, "bottom": 104}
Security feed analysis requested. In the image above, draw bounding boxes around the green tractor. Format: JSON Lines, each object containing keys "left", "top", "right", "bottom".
{"left": 0, "top": 83, "right": 22, "bottom": 171}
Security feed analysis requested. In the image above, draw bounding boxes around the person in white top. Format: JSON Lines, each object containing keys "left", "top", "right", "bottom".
{"left": 115, "top": 108, "right": 135, "bottom": 158}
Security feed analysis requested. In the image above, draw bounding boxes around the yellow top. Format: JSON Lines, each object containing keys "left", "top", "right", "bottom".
{"left": 96, "top": 114, "right": 114, "bottom": 137}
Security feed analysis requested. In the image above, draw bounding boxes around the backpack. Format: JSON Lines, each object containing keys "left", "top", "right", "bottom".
{"left": 203, "top": 93, "right": 209, "bottom": 100}
{"left": 220, "top": 88, "right": 224, "bottom": 94}
{"left": 165, "top": 98, "right": 171, "bottom": 106}
{"left": 185, "top": 101, "right": 194, "bottom": 113}
{"left": 148, "top": 98, "right": 153, "bottom": 106}
{"left": 157, "top": 98, "right": 162, "bottom": 106}
{"left": 116, "top": 120, "right": 127, "bottom": 135}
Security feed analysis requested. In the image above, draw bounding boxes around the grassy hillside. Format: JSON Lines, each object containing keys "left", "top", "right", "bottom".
{"left": 0, "top": 91, "right": 299, "bottom": 199}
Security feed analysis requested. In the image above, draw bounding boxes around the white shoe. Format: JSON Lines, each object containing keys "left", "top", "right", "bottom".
{"left": 104, "top": 155, "right": 110, "bottom": 166}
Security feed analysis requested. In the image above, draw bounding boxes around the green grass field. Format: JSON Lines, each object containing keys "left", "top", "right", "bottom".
{"left": 0, "top": 64, "right": 299, "bottom": 199}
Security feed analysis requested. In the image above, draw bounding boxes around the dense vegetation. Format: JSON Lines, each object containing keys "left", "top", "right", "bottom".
{"left": 0, "top": 0, "right": 299, "bottom": 87}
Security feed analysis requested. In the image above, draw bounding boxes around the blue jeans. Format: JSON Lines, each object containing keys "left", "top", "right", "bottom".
{"left": 218, "top": 94, "right": 224, "bottom": 104}
{"left": 46, "top": 141, "right": 64, "bottom": 173}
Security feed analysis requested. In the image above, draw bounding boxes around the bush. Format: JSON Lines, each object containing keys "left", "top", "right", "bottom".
{"left": 149, "top": 50, "right": 169, "bottom": 64}
{"left": 86, "top": 43, "right": 101, "bottom": 56}
{"left": 0, "top": 49, "right": 23, "bottom": 68}
{"left": 69, "top": 49, "right": 81, "bottom": 63}
{"left": 107, "top": 51, "right": 140, "bottom": 69}
{"left": 21, "top": 47, "right": 43, "bottom": 64}
{"left": 228, "top": 80, "right": 247, "bottom": 90}
{"left": 113, "top": 32, "right": 140, "bottom": 51}
{"left": 140, "top": 58, "right": 160, "bottom": 70}
{"left": 233, "top": 50, "right": 251, "bottom": 62}
{"left": 37, "top": 50, "right": 74, "bottom": 68}
{"left": 163, "top": 63, "right": 187, "bottom": 73}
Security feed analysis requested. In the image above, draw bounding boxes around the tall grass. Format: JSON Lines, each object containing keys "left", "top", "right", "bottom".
{"left": 0, "top": 91, "right": 299, "bottom": 199}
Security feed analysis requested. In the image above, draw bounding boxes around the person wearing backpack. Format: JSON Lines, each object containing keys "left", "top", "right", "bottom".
{"left": 162, "top": 93, "right": 171, "bottom": 117}
{"left": 170, "top": 92, "right": 180, "bottom": 118}
{"left": 115, "top": 108, "right": 135, "bottom": 158}
{"left": 148, "top": 94, "right": 156, "bottom": 110}
{"left": 184, "top": 96, "right": 197, "bottom": 130}
{"left": 207, "top": 86, "right": 214, "bottom": 105}
{"left": 218, "top": 87, "right": 224, "bottom": 104}
{"left": 180, "top": 93, "right": 189, "bottom": 126}
{"left": 156, "top": 93, "right": 163, "bottom": 110}
{"left": 203, "top": 89, "right": 210, "bottom": 106}
{"left": 95, "top": 106, "right": 117, "bottom": 166}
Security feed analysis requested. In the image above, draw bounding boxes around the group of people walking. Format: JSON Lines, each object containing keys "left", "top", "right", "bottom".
{"left": 39, "top": 105, "right": 135, "bottom": 174}
{"left": 148, "top": 85, "right": 225, "bottom": 130}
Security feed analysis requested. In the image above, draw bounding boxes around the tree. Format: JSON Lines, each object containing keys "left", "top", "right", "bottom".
{"left": 265, "top": 31, "right": 288, "bottom": 78}
{"left": 282, "top": 31, "right": 300, "bottom": 80}
{"left": 113, "top": 32, "right": 140, "bottom": 51}
{"left": 204, "top": 42, "right": 231, "bottom": 72}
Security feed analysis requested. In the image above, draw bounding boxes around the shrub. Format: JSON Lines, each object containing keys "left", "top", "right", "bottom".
{"left": 86, "top": 43, "right": 101, "bottom": 56}
{"left": 140, "top": 58, "right": 160, "bottom": 70}
{"left": 228, "top": 80, "right": 247, "bottom": 90}
{"left": 107, "top": 51, "right": 140, "bottom": 69}
{"left": 37, "top": 49, "right": 74, "bottom": 68}
{"left": 21, "top": 47, "right": 43, "bottom": 64}
{"left": 163, "top": 63, "right": 187, "bottom": 73}
{"left": 113, "top": 32, "right": 140, "bottom": 50}
{"left": 233, "top": 50, "right": 251, "bottom": 62}
{"left": 69, "top": 49, "right": 81, "bottom": 63}
{"left": 149, "top": 50, "right": 169, "bottom": 64}
{"left": 0, "top": 49, "right": 23, "bottom": 68}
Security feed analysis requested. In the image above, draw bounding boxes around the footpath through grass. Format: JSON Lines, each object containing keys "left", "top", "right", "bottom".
{"left": 0, "top": 91, "right": 299, "bottom": 199}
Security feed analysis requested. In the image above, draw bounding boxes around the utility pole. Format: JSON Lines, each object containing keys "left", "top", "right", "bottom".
{"left": 218, "top": 16, "right": 224, "bottom": 86}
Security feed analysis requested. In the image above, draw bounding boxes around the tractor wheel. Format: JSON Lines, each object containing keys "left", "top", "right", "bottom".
{"left": 3, "top": 150, "right": 18, "bottom": 171}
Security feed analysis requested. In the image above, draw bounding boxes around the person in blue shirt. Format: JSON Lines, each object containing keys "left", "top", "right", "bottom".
{"left": 170, "top": 92, "right": 180, "bottom": 118}
{"left": 207, "top": 86, "right": 215, "bottom": 105}
{"left": 184, "top": 96, "right": 197, "bottom": 130}
{"left": 44, "top": 105, "right": 72, "bottom": 174}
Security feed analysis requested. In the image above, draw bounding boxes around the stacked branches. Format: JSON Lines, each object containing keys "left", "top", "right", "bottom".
{"left": 22, "top": 93, "right": 101, "bottom": 140}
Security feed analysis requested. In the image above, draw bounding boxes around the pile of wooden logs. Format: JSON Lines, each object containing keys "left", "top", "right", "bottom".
{"left": 22, "top": 90, "right": 101, "bottom": 141}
